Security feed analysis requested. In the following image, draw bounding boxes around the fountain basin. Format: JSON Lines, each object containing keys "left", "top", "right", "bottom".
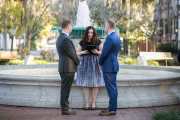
{"left": 0, "top": 64, "right": 180, "bottom": 108}
{"left": 51, "top": 27, "right": 119, "bottom": 39}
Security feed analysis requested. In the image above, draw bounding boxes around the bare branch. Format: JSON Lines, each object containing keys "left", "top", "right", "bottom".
{"left": 94, "top": 6, "right": 106, "bottom": 20}
{"left": 32, "top": 18, "right": 53, "bottom": 37}
{"left": 137, "top": 20, "right": 149, "bottom": 34}
{"left": 133, "top": 22, "right": 151, "bottom": 38}
{"left": 30, "top": 4, "right": 50, "bottom": 36}
{"left": 88, "top": 0, "right": 95, "bottom": 6}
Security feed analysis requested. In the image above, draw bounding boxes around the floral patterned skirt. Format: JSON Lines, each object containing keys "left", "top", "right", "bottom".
{"left": 76, "top": 54, "right": 105, "bottom": 87}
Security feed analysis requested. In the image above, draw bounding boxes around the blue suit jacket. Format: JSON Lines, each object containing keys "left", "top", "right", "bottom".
{"left": 99, "top": 32, "right": 121, "bottom": 72}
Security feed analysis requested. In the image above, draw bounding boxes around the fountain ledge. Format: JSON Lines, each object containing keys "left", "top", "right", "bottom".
{"left": 0, "top": 64, "right": 180, "bottom": 108}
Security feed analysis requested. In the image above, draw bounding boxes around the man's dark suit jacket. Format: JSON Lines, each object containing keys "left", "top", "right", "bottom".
{"left": 177, "top": 49, "right": 180, "bottom": 63}
{"left": 56, "top": 33, "right": 80, "bottom": 72}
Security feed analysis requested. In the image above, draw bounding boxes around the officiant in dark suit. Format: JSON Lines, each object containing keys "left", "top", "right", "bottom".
{"left": 56, "top": 21, "right": 81, "bottom": 115}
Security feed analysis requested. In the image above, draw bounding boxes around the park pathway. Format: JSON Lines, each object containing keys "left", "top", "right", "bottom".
{"left": 0, "top": 105, "right": 180, "bottom": 120}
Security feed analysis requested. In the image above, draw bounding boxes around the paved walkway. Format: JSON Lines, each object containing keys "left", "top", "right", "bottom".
{"left": 0, "top": 105, "right": 180, "bottom": 120}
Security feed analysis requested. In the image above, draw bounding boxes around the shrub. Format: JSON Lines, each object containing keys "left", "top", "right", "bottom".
{"left": 158, "top": 42, "right": 178, "bottom": 54}
{"left": 17, "top": 46, "right": 31, "bottom": 58}
{"left": 130, "top": 52, "right": 139, "bottom": 59}
{"left": 47, "top": 50, "right": 55, "bottom": 62}
{"left": 40, "top": 49, "right": 55, "bottom": 62}
{"left": 167, "top": 60, "right": 180, "bottom": 66}
{"left": 40, "top": 49, "right": 48, "bottom": 60}
{"left": 151, "top": 109, "right": 180, "bottom": 120}
{"left": 0, "top": 60, "right": 10, "bottom": 65}
{"left": 158, "top": 56, "right": 180, "bottom": 66}
{"left": 0, "top": 59, "right": 24, "bottom": 65}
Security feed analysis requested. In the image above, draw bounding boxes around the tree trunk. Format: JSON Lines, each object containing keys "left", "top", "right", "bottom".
{"left": 23, "top": 0, "right": 28, "bottom": 49}
{"left": 152, "top": 38, "right": 156, "bottom": 52}
{"left": 24, "top": 0, "right": 28, "bottom": 33}
{"left": 5, "top": 0, "right": 7, "bottom": 51}
{"left": 25, "top": 36, "right": 31, "bottom": 50}
{"left": 11, "top": 35, "right": 13, "bottom": 51}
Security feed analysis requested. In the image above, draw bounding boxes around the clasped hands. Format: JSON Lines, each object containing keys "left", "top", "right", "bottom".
{"left": 77, "top": 62, "right": 81, "bottom": 66}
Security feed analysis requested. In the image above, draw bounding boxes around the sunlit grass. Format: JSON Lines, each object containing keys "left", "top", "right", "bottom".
{"left": 119, "top": 58, "right": 159, "bottom": 66}
{"left": 0, "top": 59, "right": 58, "bottom": 65}
{"left": 0, "top": 58, "right": 164, "bottom": 66}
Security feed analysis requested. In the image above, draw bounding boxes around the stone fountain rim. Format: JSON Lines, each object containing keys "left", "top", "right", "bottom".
{"left": 0, "top": 64, "right": 180, "bottom": 82}
{"left": 0, "top": 66, "right": 180, "bottom": 109}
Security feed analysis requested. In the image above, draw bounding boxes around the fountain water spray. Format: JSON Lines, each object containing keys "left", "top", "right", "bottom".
{"left": 76, "top": 1, "right": 91, "bottom": 27}
{"left": 51, "top": 0, "right": 119, "bottom": 39}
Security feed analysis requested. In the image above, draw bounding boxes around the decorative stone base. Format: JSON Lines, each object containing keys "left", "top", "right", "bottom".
{"left": 0, "top": 65, "right": 180, "bottom": 108}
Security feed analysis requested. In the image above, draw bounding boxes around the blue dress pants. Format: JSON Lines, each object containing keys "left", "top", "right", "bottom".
{"left": 103, "top": 72, "right": 118, "bottom": 111}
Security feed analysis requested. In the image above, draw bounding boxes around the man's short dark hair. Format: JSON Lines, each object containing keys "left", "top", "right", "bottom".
{"left": 61, "top": 21, "right": 71, "bottom": 29}
{"left": 106, "top": 20, "right": 116, "bottom": 29}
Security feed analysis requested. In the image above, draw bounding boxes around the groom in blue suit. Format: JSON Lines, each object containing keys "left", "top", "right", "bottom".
{"left": 99, "top": 20, "right": 121, "bottom": 116}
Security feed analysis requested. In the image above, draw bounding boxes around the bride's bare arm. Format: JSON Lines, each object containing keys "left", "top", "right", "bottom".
{"left": 91, "top": 43, "right": 103, "bottom": 56}
{"left": 76, "top": 44, "right": 89, "bottom": 56}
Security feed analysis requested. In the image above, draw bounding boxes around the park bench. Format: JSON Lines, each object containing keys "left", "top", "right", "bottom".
{"left": 0, "top": 51, "right": 17, "bottom": 60}
{"left": 137, "top": 52, "right": 173, "bottom": 66}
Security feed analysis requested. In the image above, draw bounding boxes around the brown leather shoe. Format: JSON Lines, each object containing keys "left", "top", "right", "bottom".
{"left": 99, "top": 110, "right": 116, "bottom": 116}
{"left": 101, "top": 109, "right": 108, "bottom": 113}
{"left": 62, "top": 109, "right": 77, "bottom": 115}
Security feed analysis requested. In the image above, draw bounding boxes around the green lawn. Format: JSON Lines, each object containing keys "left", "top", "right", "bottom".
{"left": 0, "top": 59, "right": 58, "bottom": 65}
{"left": 151, "top": 109, "right": 180, "bottom": 120}
{"left": 0, "top": 58, "right": 160, "bottom": 66}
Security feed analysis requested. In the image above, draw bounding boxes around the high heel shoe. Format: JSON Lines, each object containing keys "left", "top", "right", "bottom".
{"left": 84, "top": 107, "right": 89, "bottom": 110}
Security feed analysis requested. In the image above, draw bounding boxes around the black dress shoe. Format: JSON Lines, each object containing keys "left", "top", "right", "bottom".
{"left": 62, "top": 109, "right": 77, "bottom": 115}
{"left": 91, "top": 107, "right": 96, "bottom": 110}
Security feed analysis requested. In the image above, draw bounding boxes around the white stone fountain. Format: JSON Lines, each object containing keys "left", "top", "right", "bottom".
{"left": 0, "top": 65, "right": 180, "bottom": 108}
{"left": 1, "top": 0, "right": 180, "bottom": 109}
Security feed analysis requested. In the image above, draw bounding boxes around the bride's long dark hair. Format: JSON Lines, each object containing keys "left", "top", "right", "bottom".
{"left": 82, "top": 26, "right": 99, "bottom": 45}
